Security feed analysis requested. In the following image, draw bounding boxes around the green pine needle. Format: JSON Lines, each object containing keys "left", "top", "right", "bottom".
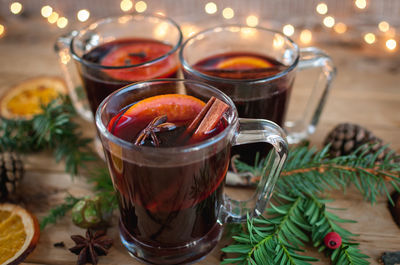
{"left": 40, "top": 195, "right": 81, "bottom": 230}
{"left": 0, "top": 96, "right": 97, "bottom": 176}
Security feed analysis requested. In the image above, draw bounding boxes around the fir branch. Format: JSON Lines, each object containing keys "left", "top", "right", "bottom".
{"left": 222, "top": 192, "right": 369, "bottom": 265}
{"left": 234, "top": 145, "right": 400, "bottom": 203}
{"left": 40, "top": 195, "right": 81, "bottom": 230}
{"left": 0, "top": 96, "right": 97, "bottom": 176}
{"left": 222, "top": 195, "right": 318, "bottom": 265}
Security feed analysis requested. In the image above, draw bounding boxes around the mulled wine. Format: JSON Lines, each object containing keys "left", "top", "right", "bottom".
{"left": 191, "top": 52, "right": 291, "bottom": 125}
{"left": 105, "top": 95, "right": 230, "bottom": 264}
{"left": 79, "top": 38, "right": 178, "bottom": 115}
{"left": 185, "top": 52, "right": 292, "bottom": 164}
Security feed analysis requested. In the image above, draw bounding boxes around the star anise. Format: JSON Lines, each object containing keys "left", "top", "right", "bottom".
{"left": 134, "top": 115, "right": 177, "bottom": 147}
{"left": 69, "top": 230, "right": 113, "bottom": 265}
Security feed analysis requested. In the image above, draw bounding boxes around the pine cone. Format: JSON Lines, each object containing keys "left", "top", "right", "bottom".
{"left": 324, "top": 123, "right": 395, "bottom": 160}
{"left": 0, "top": 152, "right": 24, "bottom": 201}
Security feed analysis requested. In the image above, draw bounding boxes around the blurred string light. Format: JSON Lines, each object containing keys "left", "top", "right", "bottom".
{"left": 77, "top": 9, "right": 90, "bottom": 22}
{"left": 181, "top": 24, "right": 199, "bottom": 38}
{"left": 316, "top": 3, "right": 328, "bottom": 15}
{"left": 364, "top": 33, "right": 375, "bottom": 44}
{"left": 282, "top": 24, "right": 294, "bottom": 36}
{"left": 41, "top": 5, "right": 52, "bottom": 17}
{"left": 386, "top": 39, "right": 396, "bottom": 50}
{"left": 156, "top": 11, "right": 165, "bottom": 16}
{"left": 48, "top": 12, "right": 59, "bottom": 24}
{"left": 378, "top": 21, "right": 390, "bottom": 32}
{"left": 300, "top": 29, "right": 312, "bottom": 44}
{"left": 10, "top": 2, "right": 22, "bottom": 14}
{"left": 205, "top": 2, "right": 217, "bottom": 14}
{"left": 246, "top": 15, "right": 259, "bottom": 27}
{"left": 273, "top": 34, "right": 285, "bottom": 48}
{"left": 0, "top": 24, "right": 5, "bottom": 37}
{"left": 323, "top": 16, "right": 335, "bottom": 28}
{"left": 222, "top": 7, "right": 234, "bottom": 19}
{"left": 334, "top": 22, "right": 347, "bottom": 34}
{"left": 135, "top": 1, "right": 147, "bottom": 13}
{"left": 57, "top": 17, "right": 68, "bottom": 28}
{"left": 120, "top": 0, "right": 133, "bottom": 12}
{"left": 355, "top": 0, "right": 367, "bottom": 9}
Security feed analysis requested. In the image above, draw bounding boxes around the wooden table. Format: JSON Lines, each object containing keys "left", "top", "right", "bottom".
{"left": 1, "top": 19, "right": 399, "bottom": 265}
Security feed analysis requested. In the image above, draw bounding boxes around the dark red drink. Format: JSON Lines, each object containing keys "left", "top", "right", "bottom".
{"left": 105, "top": 94, "right": 230, "bottom": 264}
{"left": 185, "top": 52, "right": 292, "bottom": 165}
{"left": 78, "top": 38, "right": 178, "bottom": 115}
{"left": 190, "top": 52, "right": 291, "bottom": 125}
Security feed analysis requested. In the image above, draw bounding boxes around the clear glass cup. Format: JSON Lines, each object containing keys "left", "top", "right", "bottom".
{"left": 95, "top": 79, "right": 288, "bottom": 264}
{"left": 180, "top": 25, "right": 336, "bottom": 145}
{"left": 55, "top": 13, "right": 183, "bottom": 121}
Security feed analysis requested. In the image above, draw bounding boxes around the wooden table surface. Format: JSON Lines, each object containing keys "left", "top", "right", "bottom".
{"left": 1, "top": 19, "right": 400, "bottom": 265}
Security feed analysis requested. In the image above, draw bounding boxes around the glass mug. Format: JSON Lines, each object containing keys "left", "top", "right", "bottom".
{"left": 95, "top": 79, "right": 288, "bottom": 264}
{"left": 180, "top": 25, "right": 336, "bottom": 145}
{"left": 55, "top": 13, "right": 182, "bottom": 121}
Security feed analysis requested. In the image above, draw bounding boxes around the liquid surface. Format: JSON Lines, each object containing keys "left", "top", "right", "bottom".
{"left": 80, "top": 38, "right": 178, "bottom": 115}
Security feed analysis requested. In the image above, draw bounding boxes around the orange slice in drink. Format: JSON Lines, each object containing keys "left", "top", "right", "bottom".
{"left": 0, "top": 203, "right": 40, "bottom": 265}
{"left": 216, "top": 56, "right": 273, "bottom": 70}
{"left": 101, "top": 41, "right": 177, "bottom": 81}
{"left": 109, "top": 94, "right": 206, "bottom": 133}
{"left": 0, "top": 76, "right": 67, "bottom": 120}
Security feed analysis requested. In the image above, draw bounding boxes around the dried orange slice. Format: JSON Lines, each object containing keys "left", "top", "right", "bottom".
{"left": 109, "top": 94, "right": 205, "bottom": 132}
{"left": 216, "top": 56, "right": 273, "bottom": 70}
{"left": 0, "top": 203, "right": 40, "bottom": 265}
{"left": 0, "top": 76, "right": 67, "bottom": 120}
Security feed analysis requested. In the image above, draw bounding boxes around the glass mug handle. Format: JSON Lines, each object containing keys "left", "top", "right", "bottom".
{"left": 54, "top": 31, "right": 93, "bottom": 122}
{"left": 219, "top": 118, "right": 288, "bottom": 223}
{"left": 285, "top": 47, "right": 337, "bottom": 144}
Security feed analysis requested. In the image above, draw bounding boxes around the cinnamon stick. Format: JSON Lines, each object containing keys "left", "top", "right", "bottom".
{"left": 186, "top": 96, "right": 229, "bottom": 142}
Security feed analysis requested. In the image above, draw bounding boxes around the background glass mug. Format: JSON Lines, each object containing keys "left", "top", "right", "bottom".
{"left": 95, "top": 79, "right": 288, "bottom": 264}
{"left": 55, "top": 13, "right": 182, "bottom": 121}
{"left": 180, "top": 25, "right": 336, "bottom": 146}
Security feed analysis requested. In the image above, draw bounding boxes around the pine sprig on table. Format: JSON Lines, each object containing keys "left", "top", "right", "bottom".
{"left": 222, "top": 193, "right": 368, "bottom": 265}
{"left": 235, "top": 145, "right": 400, "bottom": 203}
{"left": 0, "top": 96, "right": 97, "bottom": 176}
{"left": 40, "top": 195, "right": 81, "bottom": 230}
{"left": 223, "top": 145, "right": 400, "bottom": 264}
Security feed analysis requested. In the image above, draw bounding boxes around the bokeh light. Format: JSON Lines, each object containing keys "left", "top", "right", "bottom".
{"left": 386, "top": 39, "right": 397, "bottom": 50}
{"left": 48, "top": 12, "right": 59, "bottom": 24}
{"left": 135, "top": 1, "right": 147, "bottom": 13}
{"left": 363, "top": 33, "right": 375, "bottom": 44}
{"left": 222, "top": 7, "right": 234, "bottom": 19}
{"left": 282, "top": 24, "right": 294, "bottom": 36}
{"left": 57, "top": 17, "right": 68, "bottom": 29}
{"left": 334, "top": 22, "right": 347, "bottom": 34}
{"left": 205, "top": 2, "right": 217, "bottom": 14}
{"left": 300, "top": 29, "right": 312, "bottom": 44}
{"left": 77, "top": 9, "right": 90, "bottom": 22}
{"left": 316, "top": 3, "right": 328, "bottom": 15}
{"left": 323, "top": 16, "right": 335, "bottom": 28}
{"left": 41, "top": 5, "right": 53, "bottom": 18}
{"left": 246, "top": 15, "right": 259, "bottom": 27}
{"left": 378, "top": 21, "right": 390, "bottom": 33}
{"left": 120, "top": 0, "right": 133, "bottom": 12}
{"left": 0, "top": 24, "right": 5, "bottom": 37}
{"left": 355, "top": 0, "right": 367, "bottom": 9}
{"left": 10, "top": 2, "right": 22, "bottom": 14}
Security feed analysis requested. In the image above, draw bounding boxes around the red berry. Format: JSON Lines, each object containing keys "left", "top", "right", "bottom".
{"left": 324, "top": 232, "right": 342, "bottom": 249}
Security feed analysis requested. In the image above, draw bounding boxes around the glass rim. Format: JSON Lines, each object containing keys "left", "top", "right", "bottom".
{"left": 71, "top": 13, "right": 183, "bottom": 70}
{"left": 179, "top": 24, "right": 300, "bottom": 84}
{"left": 95, "top": 78, "right": 239, "bottom": 155}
